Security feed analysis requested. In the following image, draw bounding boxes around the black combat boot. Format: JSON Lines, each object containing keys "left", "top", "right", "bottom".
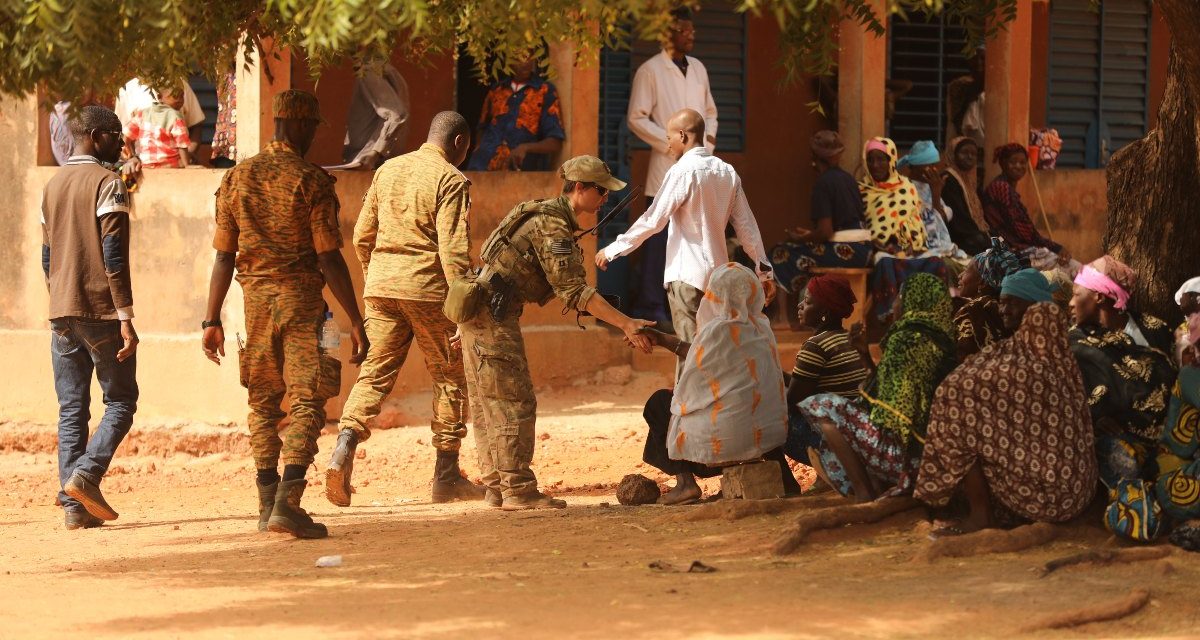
{"left": 267, "top": 479, "right": 328, "bottom": 539}
{"left": 325, "top": 428, "right": 358, "bottom": 507}
{"left": 431, "top": 449, "right": 486, "bottom": 503}
{"left": 257, "top": 481, "right": 278, "bottom": 532}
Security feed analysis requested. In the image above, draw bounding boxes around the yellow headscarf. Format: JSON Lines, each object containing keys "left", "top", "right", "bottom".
{"left": 859, "top": 137, "right": 928, "bottom": 257}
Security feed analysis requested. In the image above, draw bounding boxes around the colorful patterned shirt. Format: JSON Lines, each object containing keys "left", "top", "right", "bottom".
{"left": 354, "top": 143, "right": 472, "bottom": 302}
{"left": 466, "top": 77, "right": 565, "bottom": 172}
{"left": 124, "top": 102, "right": 190, "bottom": 168}
{"left": 210, "top": 72, "right": 237, "bottom": 162}
{"left": 213, "top": 140, "right": 342, "bottom": 288}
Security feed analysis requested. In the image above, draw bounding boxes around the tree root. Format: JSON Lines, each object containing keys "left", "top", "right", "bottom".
{"left": 772, "top": 496, "right": 919, "bottom": 555}
{"left": 1039, "top": 546, "right": 1172, "bottom": 577}
{"left": 918, "top": 522, "right": 1060, "bottom": 562}
{"left": 673, "top": 493, "right": 845, "bottom": 523}
{"left": 1019, "top": 588, "right": 1151, "bottom": 632}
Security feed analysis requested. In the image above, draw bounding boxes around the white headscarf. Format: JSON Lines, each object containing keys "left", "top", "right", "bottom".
{"left": 1175, "top": 277, "right": 1200, "bottom": 306}
{"left": 668, "top": 263, "right": 787, "bottom": 466}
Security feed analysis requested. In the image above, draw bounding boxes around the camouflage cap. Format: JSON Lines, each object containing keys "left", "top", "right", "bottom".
{"left": 559, "top": 155, "right": 627, "bottom": 192}
{"left": 272, "top": 90, "right": 325, "bottom": 123}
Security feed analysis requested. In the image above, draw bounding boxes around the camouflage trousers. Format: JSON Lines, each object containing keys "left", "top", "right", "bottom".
{"left": 461, "top": 306, "right": 538, "bottom": 498}
{"left": 338, "top": 297, "right": 468, "bottom": 450}
{"left": 242, "top": 283, "right": 332, "bottom": 470}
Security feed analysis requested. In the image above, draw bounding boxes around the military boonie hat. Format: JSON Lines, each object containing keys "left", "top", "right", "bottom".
{"left": 272, "top": 90, "right": 325, "bottom": 123}
{"left": 559, "top": 155, "right": 627, "bottom": 192}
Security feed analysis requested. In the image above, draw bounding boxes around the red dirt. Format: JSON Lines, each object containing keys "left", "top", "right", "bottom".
{"left": 2, "top": 374, "right": 1198, "bottom": 638}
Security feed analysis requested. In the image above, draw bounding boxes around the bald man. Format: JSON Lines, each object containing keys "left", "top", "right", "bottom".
{"left": 597, "top": 108, "right": 774, "bottom": 351}
{"left": 326, "top": 111, "right": 486, "bottom": 507}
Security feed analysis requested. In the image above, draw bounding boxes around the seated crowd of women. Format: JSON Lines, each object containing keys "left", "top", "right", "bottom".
{"left": 636, "top": 149, "right": 1200, "bottom": 550}
{"left": 770, "top": 133, "right": 1077, "bottom": 324}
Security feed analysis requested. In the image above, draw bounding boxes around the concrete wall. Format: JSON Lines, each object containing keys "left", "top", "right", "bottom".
{"left": 1021, "top": 169, "right": 1108, "bottom": 263}
{"left": 1, "top": 87, "right": 627, "bottom": 425}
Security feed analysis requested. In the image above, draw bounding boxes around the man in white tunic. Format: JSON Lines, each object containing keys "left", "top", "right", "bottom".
{"left": 625, "top": 6, "right": 719, "bottom": 329}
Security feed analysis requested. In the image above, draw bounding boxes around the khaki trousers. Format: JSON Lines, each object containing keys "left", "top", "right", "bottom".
{"left": 338, "top": 297, "right": 468, "bottom": 450}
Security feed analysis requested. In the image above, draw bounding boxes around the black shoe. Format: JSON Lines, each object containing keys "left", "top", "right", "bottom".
{"left": 63, "top": 472, "right": 118, "bottom": 521}
{"left": 257, "top": 481, "right": 278, "bottom": 532}
{"left": 325, "top": 429, "right": 358, "bottom": 507}
{"left": 431, "top": 450, "right": 486, "bottom": 503}
{"left": 64, "top": 510, "right": 104, "bottom": 530}
{"left": 267, "top": 479, "right": 328, "bottom": 539}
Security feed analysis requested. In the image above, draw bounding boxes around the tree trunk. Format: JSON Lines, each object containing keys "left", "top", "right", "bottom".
{"left": 1104, "top": 0, "right": 1200, "bottom": 321}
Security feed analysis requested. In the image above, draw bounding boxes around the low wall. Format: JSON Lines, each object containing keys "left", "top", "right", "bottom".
{"left": 1022, "top": 168, "right": 1108, "bottom": 263}
{"left": 4, "top": 93, "right": 623, "bottom": 423}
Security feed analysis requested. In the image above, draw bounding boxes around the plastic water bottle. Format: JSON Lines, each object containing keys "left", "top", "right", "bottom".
{"left": 319, "top": 312, "right": 341, "bottom": 353}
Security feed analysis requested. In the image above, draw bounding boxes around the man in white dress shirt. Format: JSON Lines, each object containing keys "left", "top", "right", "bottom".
{"left": 625, "top": 6, "right": 719, "bottom": 328}
{"left": 596, "top": 109, "right": 774, "bottom": 346}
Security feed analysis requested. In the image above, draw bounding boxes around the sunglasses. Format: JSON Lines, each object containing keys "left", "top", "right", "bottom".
{"left": 591, "top": 184, "right": 609, "bottom": 198}
{"left": 91, "top": 128, "right": 124, "bottom": 142}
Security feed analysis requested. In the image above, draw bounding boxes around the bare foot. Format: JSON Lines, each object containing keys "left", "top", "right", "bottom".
{"left": 659, "top": 484, "right": 702, "bottom": 506}
{"left": 929, "top": 518, "right": 987, "bottom": 540}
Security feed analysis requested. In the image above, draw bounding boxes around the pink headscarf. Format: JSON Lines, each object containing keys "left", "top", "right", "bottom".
{"left": 1074, "top": 266, "right": 1130, "bottom": 310}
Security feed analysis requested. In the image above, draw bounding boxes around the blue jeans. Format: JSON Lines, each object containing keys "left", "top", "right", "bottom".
{"left": 51, "top": 317, "right": 138, "bottom": 511}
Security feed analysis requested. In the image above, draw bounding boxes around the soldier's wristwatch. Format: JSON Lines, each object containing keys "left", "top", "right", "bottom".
{"left": 201, "top": 319, "right": 222, "bottom": 329}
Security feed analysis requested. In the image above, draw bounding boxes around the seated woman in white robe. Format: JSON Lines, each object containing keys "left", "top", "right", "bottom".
{"left": 636, "top": 263, "right": 792, "bottom": 504}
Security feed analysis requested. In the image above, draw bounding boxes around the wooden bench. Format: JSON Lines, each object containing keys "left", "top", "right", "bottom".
{"left": 809, "top": 266, "right": 872, "bottom": 330}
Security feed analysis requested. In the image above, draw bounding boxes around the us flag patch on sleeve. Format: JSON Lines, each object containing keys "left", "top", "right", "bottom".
{"left": 550, "top": 238, "right": 574, "bottom": 255}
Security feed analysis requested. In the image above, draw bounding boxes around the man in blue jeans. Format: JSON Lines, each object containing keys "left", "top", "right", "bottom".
{"left": 41, "top": 105, "right": 139, "bottom": 530}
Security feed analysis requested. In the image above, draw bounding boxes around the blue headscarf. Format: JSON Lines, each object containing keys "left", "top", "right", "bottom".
{"left": 1000, "top": 268, "right": 1054, "bottom": 303}
{"left": 896, "top": 140, "right": 940, "bottom": 168}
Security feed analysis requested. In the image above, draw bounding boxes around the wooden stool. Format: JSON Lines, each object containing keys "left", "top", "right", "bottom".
{"left": 720, "top": 461, "right": 785, "bottom": 500}
{"left": 809, "top": 267, "right": 872, "bottom": 329}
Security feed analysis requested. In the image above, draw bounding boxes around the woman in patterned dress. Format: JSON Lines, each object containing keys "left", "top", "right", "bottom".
{"left": 799, "top": 274, "right": 957, "bottom": 500}
{"left": 1069, "top": 256, "right": 1177, "bottom": 488}
{"left": 915, "top": 303, "right": 1097, "bottom": 535}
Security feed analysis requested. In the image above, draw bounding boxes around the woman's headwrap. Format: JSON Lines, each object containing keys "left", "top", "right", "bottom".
{"left": 805, "top": 275, "right": 857, "bottom": 320}
{"left": 971, "top": 237, "right": 1023, "bottom": 291}
{"left": 896, "top": 140, "right": 940, "bottom": 169}
{"left": 1074, "top": 255, "right": 1136, "bottom": 310}
{"left": 993, "top": 142, "right": 1028, "bottom": 165}
{"left": 1000, "top": 268, "right": 1054, "bottom": 303}
{"left": 1174, "top": 276, "right": 1200, "bottom": 306}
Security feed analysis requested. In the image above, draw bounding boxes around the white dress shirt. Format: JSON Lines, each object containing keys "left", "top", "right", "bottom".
{"left": 627, "top": 50, "right": 719, "bottom": 197}
{"left": 603, "top": 147, "right": 771, "bottom": 292}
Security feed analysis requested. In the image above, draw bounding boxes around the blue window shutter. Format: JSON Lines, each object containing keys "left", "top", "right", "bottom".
{"left": 188, "top": 73, "right": 219, "bottom": 145}
{"left": 887, "top": 13, "right": 970, "bottom": 154}
{"left": 1048, "top": 0, "right": 1151, "bottom": 168}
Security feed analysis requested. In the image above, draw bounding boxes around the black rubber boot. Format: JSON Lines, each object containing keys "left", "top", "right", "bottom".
{"left": 431, "top": 449, "right": 486, "bottom": 503}
{"left": 325, "top": 428, "right": 358, "bottom": 507}
{"left": 257, "top": 481, "right": 278, "bottom": 532}
{"left": 267, "top": 479, "right": 328, "bottom": 539}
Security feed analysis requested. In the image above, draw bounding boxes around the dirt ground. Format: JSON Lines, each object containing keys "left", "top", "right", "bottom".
{"left": 2, "top": 373, "right": 1198, "bottom": 639}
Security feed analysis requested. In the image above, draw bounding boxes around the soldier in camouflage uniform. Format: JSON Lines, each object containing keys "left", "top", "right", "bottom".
{"left": 463, "top": 156, "right": 654, "bottom": 510}
{"left": 325, "top": 111, "right": 486, "bottom": 507}
{"left": 201, "top": 90, "right": 368, "bottom": 539}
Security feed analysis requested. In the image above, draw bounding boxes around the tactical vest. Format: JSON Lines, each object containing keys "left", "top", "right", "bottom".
{"left": 478, "top": 199, "right": 561, "bottom": 306}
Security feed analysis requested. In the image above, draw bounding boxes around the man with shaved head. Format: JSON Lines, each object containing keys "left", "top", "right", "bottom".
{"left": 324, "top": 110, "right": 488, "bottom": 507}
{"left": 597, "top": 107, "right": 775, "bottom": 355}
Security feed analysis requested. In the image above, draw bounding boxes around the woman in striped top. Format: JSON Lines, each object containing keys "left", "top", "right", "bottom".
{"left": 783, "top": 276, "right": 870, "bottom": 469}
